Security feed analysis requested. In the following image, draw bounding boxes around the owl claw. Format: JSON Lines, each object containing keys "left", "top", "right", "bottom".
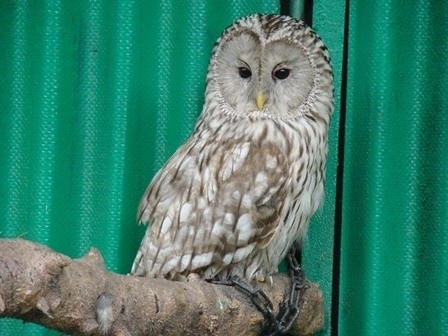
{"left": 208, "top": 275, "right": 280, "bottom": 333}
{"left": 205, "top": 246, "right": 307, "bottom": 335}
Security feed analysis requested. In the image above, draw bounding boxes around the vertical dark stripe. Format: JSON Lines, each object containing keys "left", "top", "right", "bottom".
{"left": 280, "top": 0, "right": 290, "bottom": 16}
{"left": 303, "top": 0, "right": 314, "bottom": 26}
{"left": 331, "top": 1, "right": 350, "bottom": 335}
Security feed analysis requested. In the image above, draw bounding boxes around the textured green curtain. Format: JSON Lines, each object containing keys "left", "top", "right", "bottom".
{"left": 2, "top": 0, "right": 447, "bottom": 335}
{"left": 339, "top": 1, "right": 448, "bottom": 335}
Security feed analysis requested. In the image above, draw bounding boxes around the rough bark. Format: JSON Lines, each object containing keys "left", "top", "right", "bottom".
{"left": 0, "top": 238, "right": 324, "bottom": 335}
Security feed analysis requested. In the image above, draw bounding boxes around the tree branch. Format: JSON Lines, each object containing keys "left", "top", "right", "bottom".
{"left": 0, "top": 239, "right": 323, "bottom": 335}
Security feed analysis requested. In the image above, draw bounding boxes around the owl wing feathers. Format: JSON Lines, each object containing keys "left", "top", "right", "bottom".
{"left": 131, "top": 135, "right": 290, "bottom": 280}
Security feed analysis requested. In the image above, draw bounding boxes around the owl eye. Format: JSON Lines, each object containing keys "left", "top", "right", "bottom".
{"left": 273, "top": 68, "right": 290, "bottom": 80}
{"left": 238, "top": 67, "right": 252, "bottom": 79}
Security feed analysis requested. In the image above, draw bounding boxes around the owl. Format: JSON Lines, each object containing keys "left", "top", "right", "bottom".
{"left": 131, "top": 14, "right": 333, "bottom": 284}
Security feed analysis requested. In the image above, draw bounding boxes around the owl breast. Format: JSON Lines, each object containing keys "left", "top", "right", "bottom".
{"left": 228, "top": 116, "right": 328, "bottom": 278}
{"left": 132, "top": 113, "right": 328, "bottom": 281}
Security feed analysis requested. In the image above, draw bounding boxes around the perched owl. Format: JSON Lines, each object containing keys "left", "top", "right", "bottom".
{"left": 131, "top": 14, "right": 333, "bottom": 283}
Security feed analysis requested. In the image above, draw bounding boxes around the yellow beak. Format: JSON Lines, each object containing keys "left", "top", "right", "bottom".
{"left": 256, "top": 91, "right": 266, "bottom": 110}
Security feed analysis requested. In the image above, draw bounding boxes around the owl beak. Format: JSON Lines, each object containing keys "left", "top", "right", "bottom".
{"left": 256, "top": 91, "right": 266, "bottom": 110}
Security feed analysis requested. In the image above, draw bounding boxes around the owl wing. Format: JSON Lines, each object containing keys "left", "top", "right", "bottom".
{"left": 131, "top": 135, "right": 289, "bottom": 280}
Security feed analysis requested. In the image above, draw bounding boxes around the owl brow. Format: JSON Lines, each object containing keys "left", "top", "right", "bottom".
{"left": 273, "top": 62, "right": 288, "bottom": 70}
{"left": 238, "top": 59, "right": 250, "bottom": 68}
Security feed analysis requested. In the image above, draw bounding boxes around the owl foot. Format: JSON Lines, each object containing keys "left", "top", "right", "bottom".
{"left": 208, "top": 275, "right": 287, "bottom": 335}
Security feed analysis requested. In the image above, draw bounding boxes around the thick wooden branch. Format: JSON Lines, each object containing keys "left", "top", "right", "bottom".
{"left": 0, "top": 239, "right": 323, "bottom": 335}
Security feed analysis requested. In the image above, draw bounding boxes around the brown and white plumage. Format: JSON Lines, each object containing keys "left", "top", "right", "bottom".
{"left": 131, "top": 14, "right": 333, "bottom": 282}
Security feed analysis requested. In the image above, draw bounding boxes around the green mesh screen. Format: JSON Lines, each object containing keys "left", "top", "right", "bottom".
{"left": 1, "top": 1, "right": 447, "bottom": 335}
{"left": 338, "top": 1, "right": 448, "bottom": 335}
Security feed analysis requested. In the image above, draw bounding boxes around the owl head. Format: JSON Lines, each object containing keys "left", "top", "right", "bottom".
{"left": 204, "top": 14, "right": 333, "bottom": 122}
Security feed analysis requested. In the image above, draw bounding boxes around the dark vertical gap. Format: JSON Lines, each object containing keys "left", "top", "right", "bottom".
{"left": 298, "top": 0, "right": 313, "bottom": 265}
{"left": 331, "top": 1, "right": 350, "bottom": 335}
{"left": 279, "top": 0, "right": 290, "bottom": 16}
{"left": 303, "top": 0, "right": 314, "bottom": 26}
{"left": 286, "top": 0, "right": 314, "bottom": 267}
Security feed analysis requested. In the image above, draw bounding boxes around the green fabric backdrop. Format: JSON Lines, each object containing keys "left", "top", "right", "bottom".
{"left": 0, "top": 0, "right": 447, "bottom": 335}
{"left": 339, "top": 1, "right": 448, "bottom": 335}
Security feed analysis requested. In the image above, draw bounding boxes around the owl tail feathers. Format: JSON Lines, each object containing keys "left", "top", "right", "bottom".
{"left": 130, "top": 249, "right": 144, "bottom": 276}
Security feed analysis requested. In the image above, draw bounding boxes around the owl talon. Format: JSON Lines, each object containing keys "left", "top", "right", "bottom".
{"left": 207, "top": 276, "right": 274, "bottom": 312}
{"left": 208, "top": 276, "right": 286, "bottom": 335}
